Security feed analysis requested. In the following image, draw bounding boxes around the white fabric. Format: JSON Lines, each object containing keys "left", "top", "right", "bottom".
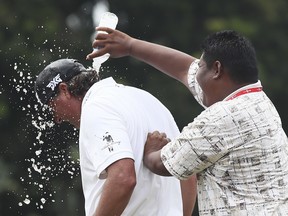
{"left": 161, "top": 60, "right": 288, "bottom": 215}
{"left": 187, "top": 59, "right": 206, "bottom": 108}
{"left": 79, "top": 77, "right": 183, "bottom": 216}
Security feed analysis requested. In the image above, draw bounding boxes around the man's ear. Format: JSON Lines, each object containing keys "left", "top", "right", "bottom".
{"left": 212, "top": 60, "right": 224, "bottom": 79}
{"left": 58, "top": 83, "right": 71, "bottom": 98}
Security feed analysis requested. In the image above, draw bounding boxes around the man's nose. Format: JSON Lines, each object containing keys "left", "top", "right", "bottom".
{"left": 54, "top": 116, "right": 62, "bottom": 124}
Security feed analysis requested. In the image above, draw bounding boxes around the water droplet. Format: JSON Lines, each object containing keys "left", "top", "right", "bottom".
{"left": 23, "top": 198, "right": 31, "bottom": 205}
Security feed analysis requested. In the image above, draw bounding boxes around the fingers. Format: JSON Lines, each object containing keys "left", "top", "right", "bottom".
{"left": 151, "top": 131, "right": 167, "bottom": 138}
{"left": 145, "top": 131, "right": 171, "bottom": 155}
{"left": 94, "top": 30, "right": 111, "bottom": 41}
{"left": 86, "top": 48, "right": 107, "bottom": 60}
{"left": 86, "top": 28, "right": 113, "bottom": 60}
{"left": 86, "top": 38, "right": 110, "bottom": 60}
{"left": 148, "top": 131, "right": 171, "bottom": 142}
{"left": 86, "top": 28, "right": 131, "bottom": 60}
{"left": 96, "top": 26, "right": 114, "bottom": 34}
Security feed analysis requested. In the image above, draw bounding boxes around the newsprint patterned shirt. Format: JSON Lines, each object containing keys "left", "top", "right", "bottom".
{"left": 161, "top": 60, "right": 288, "bottom": 215}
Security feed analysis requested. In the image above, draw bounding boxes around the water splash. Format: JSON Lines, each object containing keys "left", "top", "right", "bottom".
{"left": 8, "top": 54, "right": 81, "bottom": 211}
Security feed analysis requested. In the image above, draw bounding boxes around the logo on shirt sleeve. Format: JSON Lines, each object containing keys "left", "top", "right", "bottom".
{"left": 101, "top": 132, "right": 120, "bottom": 152}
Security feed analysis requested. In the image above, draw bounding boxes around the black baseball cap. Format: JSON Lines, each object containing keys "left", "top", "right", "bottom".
{"left": 35, "top": 58, "right": 86, "bottom": 104}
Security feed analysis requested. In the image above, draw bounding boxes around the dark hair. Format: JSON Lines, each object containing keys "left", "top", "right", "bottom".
{"left": 201, "top": 30, "right": 258, "bottom": 84}
{"left": 65, "top": 69, "right": 100, "bottom": 97}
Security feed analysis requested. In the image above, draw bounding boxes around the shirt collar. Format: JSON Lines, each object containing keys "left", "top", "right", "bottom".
{"left": 223, "top": 80, "right": 262, "bottom": 101}
{"left": 82, "top": 77, "right": 117, "bottom": 105}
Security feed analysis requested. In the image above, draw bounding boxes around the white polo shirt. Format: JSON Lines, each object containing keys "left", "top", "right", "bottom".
{"left": 161, "top": 60, "right": 288, "bottom": 215}
{"left": 79, "top": 77, "right": 183, "bottom": 216}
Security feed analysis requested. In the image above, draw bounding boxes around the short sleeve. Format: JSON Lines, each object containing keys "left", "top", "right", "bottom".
{"left": 187, "top": 59, "right": 206, "bottom": 108}
{"left": 80, "top": 102, "right": 135, "bottom": 179}
{"left": 187, "top": 59, "right": 200, "bottom": 96}
{"left": 161, "top": 106, "right": 230, "bottom": 180}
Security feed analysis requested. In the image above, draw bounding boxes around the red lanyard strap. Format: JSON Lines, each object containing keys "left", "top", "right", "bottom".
{"left": 226, "top": 87, "right": 262, "bottom": 101}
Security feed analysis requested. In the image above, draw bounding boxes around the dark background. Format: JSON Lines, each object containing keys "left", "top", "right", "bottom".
{"left": 1, "top": 0, "right": 288, "bottom": 215}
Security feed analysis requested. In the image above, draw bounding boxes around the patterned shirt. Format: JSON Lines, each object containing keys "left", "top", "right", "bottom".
{"left": 161, "top": 60, "right": 288, "bottom": 215}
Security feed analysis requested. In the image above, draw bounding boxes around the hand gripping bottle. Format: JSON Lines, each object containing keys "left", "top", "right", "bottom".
{"left": 92, "top": 12, "right": 118, "bottom": 72}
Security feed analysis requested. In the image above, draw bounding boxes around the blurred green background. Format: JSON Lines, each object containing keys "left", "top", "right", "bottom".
{"left": 1, "top": 0, "right": 288, "bottom": 215}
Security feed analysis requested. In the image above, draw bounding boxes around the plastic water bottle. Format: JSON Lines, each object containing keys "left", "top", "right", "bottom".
{"left": 92, "top": 12, "right": 118, "bottom": 72}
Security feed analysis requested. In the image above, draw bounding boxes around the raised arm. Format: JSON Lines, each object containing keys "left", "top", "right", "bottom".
{"left": 86, "top": 27, "right": 196, "bottom": 88}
